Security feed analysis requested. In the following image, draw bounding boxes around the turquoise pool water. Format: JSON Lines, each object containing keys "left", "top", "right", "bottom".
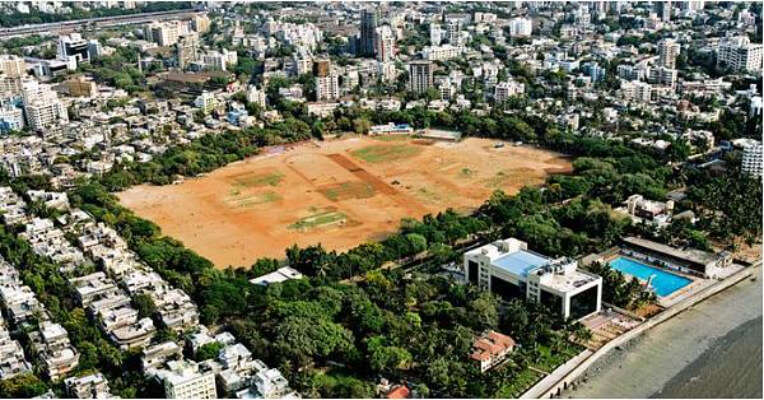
{"left": 609, "top": 256, "right": 691, "bottom": 297}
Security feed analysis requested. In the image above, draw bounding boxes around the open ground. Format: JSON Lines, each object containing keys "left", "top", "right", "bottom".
{"left": 117, "top": 136, "right": 572, "bottom": 268}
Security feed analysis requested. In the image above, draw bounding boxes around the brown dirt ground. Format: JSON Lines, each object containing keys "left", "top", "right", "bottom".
{"left": 117, "top": 136, "right": 572, "bottom": 268}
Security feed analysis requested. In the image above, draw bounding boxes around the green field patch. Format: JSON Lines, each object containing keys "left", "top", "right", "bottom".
{"left": 319, "top": 181, "right": 375, "bottom": 201}
{"left": 289, "top": 208, "right": 348, "bottom": 231}
{"left": 235, "top": 191, "right": 282, "bottom": 207}
{"left": 459, "top": 167, "right": 476, "bottom": 179}
{"left": 350, "top": 144, "right": 422, "bottom": 163}
{"left": 231, "top": 170, "right": 285, "bottom": 188}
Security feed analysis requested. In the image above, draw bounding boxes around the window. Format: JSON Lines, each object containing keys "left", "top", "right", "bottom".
{"left": 569, "top": 285, "right": 599, "bottom": 320}
{"left": 468, "top": 260, "right": 479, "bottom": 284}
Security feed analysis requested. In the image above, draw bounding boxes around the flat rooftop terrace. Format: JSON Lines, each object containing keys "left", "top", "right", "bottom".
{"left": 493, "top": 250, "right": 550, "bottom": 278}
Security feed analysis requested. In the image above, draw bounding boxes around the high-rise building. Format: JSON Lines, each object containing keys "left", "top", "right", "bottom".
{"left": 57, "top": 33, "right": 90, "bottom": 65}
{"left": 408, "top": 61, "right": 433, "bottom": 94}
{"left": 192, "top": 14, "right": 211, "bottom": 33}
{"left": 374, "top": 25, "right": 396, "bottom": 62}
{"left": 658, "top": 39, "right": 680, "bottom": 69}
{"left": 146, "top": 21, "right": 181, "bottom": 46}
{"left": 316, "top": 73, "right": 340, "bottom": 101}
{"left": 430, "top": 23, "right": 442, "bottom": 46}
{"left": 360, "top": 8, "right": 379, "bottom": 57}
{"left": 0, "top": 55, "right": 26, "bottom": 78}
{"left": 717, "top": 36, "right": 763, "bottom": 73}
{"left": 21, "top": 79, "right": 68, "bottom": 131}
{"left": 445, "top": 19, "right": 461, "bottom": 45}
{"left": 656, "top": 1, "right": 672, "bottom": 22}
{"left": 176, "top": 34, "right": 199, "bottom": 70}
{"left": 508, "top": 17, "right": 533, "bottom": 37}
{"left": 742, "top": 142, "right": 763, "bottom": 177}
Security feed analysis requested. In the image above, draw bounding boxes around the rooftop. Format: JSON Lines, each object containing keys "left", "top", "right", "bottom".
{"left": 493, "top": 249, "right": 550, "bottom": 277}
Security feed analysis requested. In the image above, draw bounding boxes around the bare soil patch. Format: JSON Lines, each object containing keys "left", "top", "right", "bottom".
{"left": 118, "top": 137, "right": 572, "bottom": 268}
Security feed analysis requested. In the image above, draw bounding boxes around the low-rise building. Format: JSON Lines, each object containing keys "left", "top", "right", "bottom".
{"left": 469, "top": 330, "right": 515, "bottom": 373}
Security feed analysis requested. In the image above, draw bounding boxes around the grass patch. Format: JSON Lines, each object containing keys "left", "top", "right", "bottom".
{"left": 236, "top": 191, "right": 282, "bottom": 207}
{"left": 320, "top": 181, "right": 375, "bottom": 201}
{"left": 495, "top": 368, "right": 543, "bottom": 398}
{"left": 289, "top": 208, "right": 347, "bottom": 230}
{"left": 350, "top": 144, "right": 422, "bottom": 163}
{"left": 459, "top": 167, "right": 475, "bottom": 178}
{"left": 231, "top": 170, "right": 285, "bottom": 187}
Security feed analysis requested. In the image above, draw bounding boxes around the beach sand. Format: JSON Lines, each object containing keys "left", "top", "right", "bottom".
{"left": 564, "top": 266, "right": 762, "bottom": 398}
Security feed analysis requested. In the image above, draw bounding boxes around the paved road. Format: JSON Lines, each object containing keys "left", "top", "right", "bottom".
{"left": 563, "top": 267, "right": 762, "bottom": 398}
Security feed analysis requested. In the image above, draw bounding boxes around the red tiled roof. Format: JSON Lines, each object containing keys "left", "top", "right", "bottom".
{"left": 386, "top": 385, "right": 410, "bottom": 399}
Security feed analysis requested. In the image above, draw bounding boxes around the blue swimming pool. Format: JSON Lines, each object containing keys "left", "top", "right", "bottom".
{"left": 609, "top": 256, "right": 691, "bottom": 297}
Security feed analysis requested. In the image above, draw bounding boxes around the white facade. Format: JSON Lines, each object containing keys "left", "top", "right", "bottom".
{"left": 494, "top": 80, "right": 525, "bottom": 102}
{"left": 316, "top": 73, "right": 340, "bottom": 101}
{"left": 0, "top": 55, "right": 26, "bottom": 78}
{"left": 742, "top": 143, "right": 763, "bottom": 177}
{"left": 658, "top": 39, "right": 680, "bottom": 69}
{"left": 463, "top": 238, "right": 602, "bottom": 320}
{"left": 509, "top": 17, "right": 533, "bottom": 37}
{"left": 21, "top": 80, "right": 68, "bottom": 131}
{"left": 157, "top": 360, "right": 217, "bottom": 399}
{"left": 717, "top": 36, "right": 763, "bottom": 73}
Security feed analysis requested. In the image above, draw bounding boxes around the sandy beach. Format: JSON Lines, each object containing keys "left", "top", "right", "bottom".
{"left": 564, "top": 266, "right": 762, "bottom": 398}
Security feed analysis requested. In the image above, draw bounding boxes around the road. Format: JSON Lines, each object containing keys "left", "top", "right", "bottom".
{"left": 563, "top": 266, "right": 762, "bottom": 398}
{"left": 0, "top": 9, "right": 198, "bottom": 38}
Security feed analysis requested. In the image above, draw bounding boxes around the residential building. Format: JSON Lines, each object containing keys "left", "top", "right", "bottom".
{"left": 463, "top": 238, "right": 602, "bottom": 320}
{"left": 0, "top": 104, "right": 24, "bottom": 133}
{"left": 21, "top": 80, "right": 68, "bottom": 131}
{"left": 64, "top": 372, "right": 112, "bottom": 399}
{"left": 154, "top": 360, "right": 217, "bottom": 399}
{"left": 429, "top": 23, "right": 442, "bottom": 46}
{"left": 0, "top": 55, "right": 26, "bottom": 78}
{"left": 509, "top": 17, "right": 532, "bottom": 37}
{"left": 374, "top": 25, "right": 396, "bottom": 62}
{"left": 717, "top": 36, "right": 763, "bottom": 73}
{"left": 494, "top": 80, "right": 525, "bottom": 102}
{"left": 408, "top": 61, "right": 433, "bottom": 94}
{"left": 658, "top": 39, "right": 680, "bottom": 69}
{"left": 742, "top": 142, "right": 763, "bottom": 177}
{"left": 195, "top": 92, "right": 217, "bottom": 114}
{"left": 469, "top": 330, "right": 515, "bottom": 373}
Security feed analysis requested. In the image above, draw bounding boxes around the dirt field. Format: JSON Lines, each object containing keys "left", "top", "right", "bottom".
{"left": 117, "top": 136, "right": 572, "bottom": 268}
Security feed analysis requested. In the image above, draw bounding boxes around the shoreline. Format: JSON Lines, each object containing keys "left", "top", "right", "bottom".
{"left": 563, "top": 267, "right": 762, "bottom": 398}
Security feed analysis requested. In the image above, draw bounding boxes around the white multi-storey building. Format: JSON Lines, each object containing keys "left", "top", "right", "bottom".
{"left": 658, "top": 38, "right": 680, "bottom": 69}
{"left": 742, "top": 142, "right": 763, "bottom": 177}
{"left": 509, "top": 17, "right": 533, "bottom": 37}
{"left": 494, "top": 80, "right": 525, "bottom": 102}
{"left": 463, "top": 238, "right": 602, "bottom": 320}
{"left": 155, "top": 360, "right": 217, "bottom": 399}
{"left": 21, "top": 79, "right": 68, "bottom": 131}
{"left": 316, "top": 73, "right": 340, "bottom": 101}
{"left": 0, "top": 55, "right": 26, "bottom": 78}
{"left": 717, "top": 36, "right": 763, "bottom": 73}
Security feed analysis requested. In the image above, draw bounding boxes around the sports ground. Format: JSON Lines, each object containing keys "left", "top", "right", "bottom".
{"left": 117, "top": 136, "right": 572, "bottom": 268}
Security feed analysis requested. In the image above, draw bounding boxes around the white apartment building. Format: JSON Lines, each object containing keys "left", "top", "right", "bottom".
{"left": 717, "top": 36, "right": 763, "bottom": 73}
{"left": 494, "top": 80, "right": 525, "bottom": 102}
{"left": 246, "top": 85, "right": 267, "bottom": 108}
{"left": 145, "top": 21, "right": 182, "bottom": 46}
{"left": 509, "top": 17, "right": 533, "bottom": 37}
{"left": 620, "top": 79, "right": 652, "bottom": 103}
{"left": 742, "top": 142, "right": 763, "bottom": 177}
{"left": 464, "top": 238, "right": 602, "bottom": 320}
{"left": 194, "top": 91, "right": 217, "bottom": 114}
{"left": 156, "top": 360, "right": 217, "bottom": 399}
{"left": 422, "top": 44, "right": 461, "bottom": 61}
{"left": 429, "top": 23, "right": 442, "bottom": 46}
{"left": 409, "top": 61, "right": 433, "bottom": 94}
{"left": 21, "top": 79, "right": 68, "bottom": 131}
{"left": 202, "top": 49, "right": 238, "bottom": 71}
{"left": 658, "top": 38, "right": 680, "bottom": 69}
{"left": 316, "top": 73, "right": 340, "bottom": 101}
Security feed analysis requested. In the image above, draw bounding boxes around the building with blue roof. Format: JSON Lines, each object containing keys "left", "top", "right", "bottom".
{"left": 463, "top": 238, "right": 602, "bottom": 320}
